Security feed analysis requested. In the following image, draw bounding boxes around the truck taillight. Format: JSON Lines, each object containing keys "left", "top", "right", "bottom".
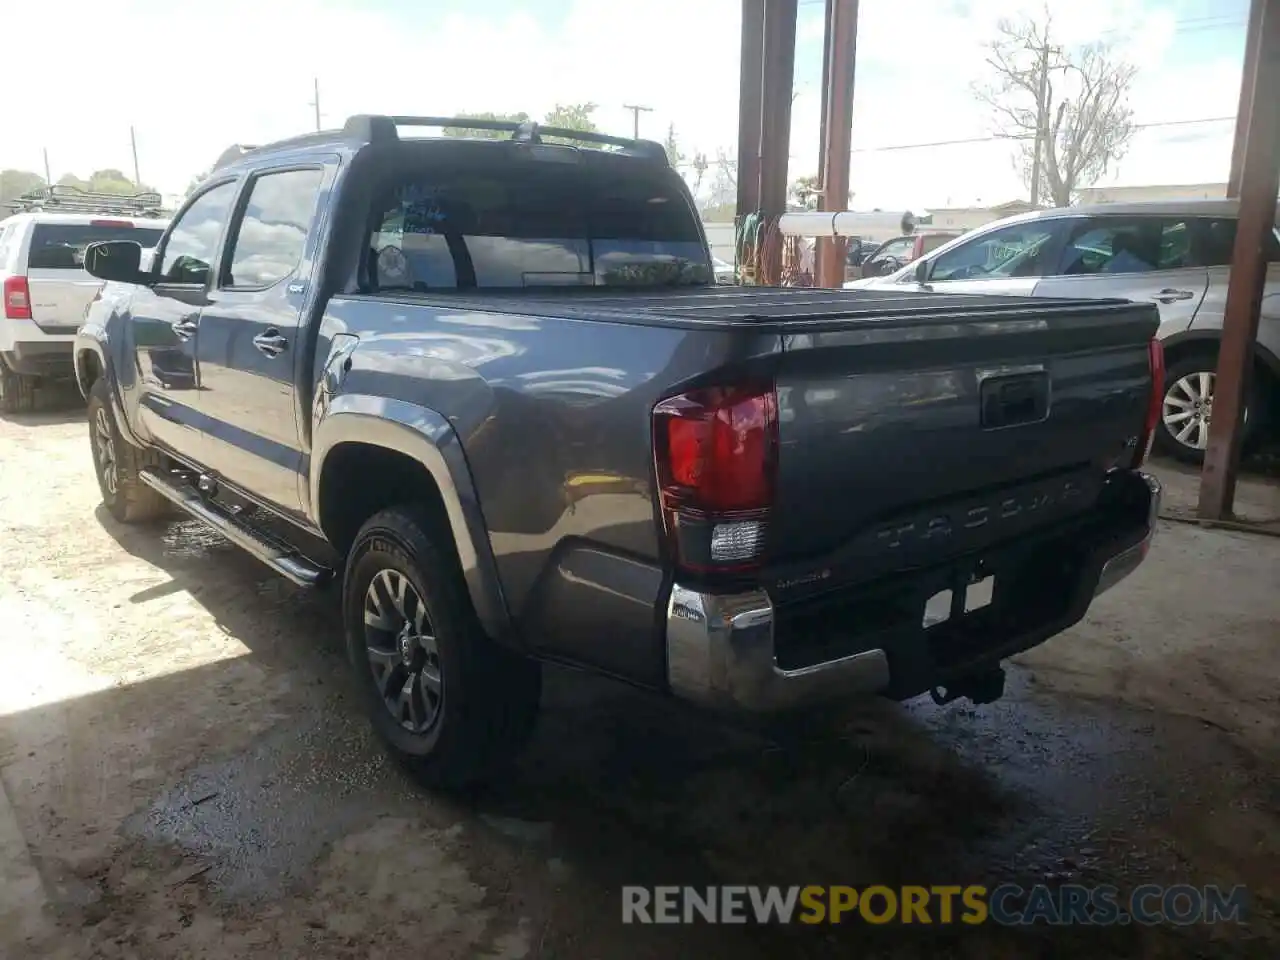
{"left": 1134, "top": 338, "right": 1165, "bottom": 468}
{"left": 652, "top": 383, "right": 778, "bottom": 574}
{"left": 3, "top": 276, "right": 31, "bottom": 320}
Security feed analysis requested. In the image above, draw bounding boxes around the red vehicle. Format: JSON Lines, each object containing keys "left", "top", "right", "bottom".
{"left": 853, "top": 232, "right": 961, "bottom": 279}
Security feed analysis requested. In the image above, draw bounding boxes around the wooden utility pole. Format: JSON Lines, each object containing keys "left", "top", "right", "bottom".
{"left": 622, "top": 104, "right": 653, "bottom": 139}
{"left": 1029, "top": 40, "right": 1050, "bottom": 206}
{"left": 310, "top": 78, "right": 322, "bottom": 131}
{"left": 130, "top": 127, "right": 141, "bottom": 187}
{"left": 42, "top": 149, "right": 52, "bottom": 188}
{"left": 1198, "top": 0, "right": 1280, "bottom": 520}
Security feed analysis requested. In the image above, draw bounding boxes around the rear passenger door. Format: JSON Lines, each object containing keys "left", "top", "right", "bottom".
{"left": 194, "top": 165, "right": 327, "bottom": 517}
{"left": 130, "top": 180, "right": 239, "bottom": 457}
{"left": 1034, "top": 215, "right": 1209, "bottom": 336}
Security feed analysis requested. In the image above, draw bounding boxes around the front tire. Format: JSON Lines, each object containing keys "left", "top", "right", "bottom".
{"left": 0, "top": 357, "right": 36, "bottom": 414}
{"left": 342, "top": 506, "right": 541, "bottom": 789}
{"left": 87, "top": 378, "right": 171, "bottom": 523}
{"left": 1154, "top": 353, "right": 1261, "bottom": 465}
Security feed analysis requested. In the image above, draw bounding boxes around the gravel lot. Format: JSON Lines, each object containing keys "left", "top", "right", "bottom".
{"left": 1, "top": 392, "right": 1278, "bottom": 959}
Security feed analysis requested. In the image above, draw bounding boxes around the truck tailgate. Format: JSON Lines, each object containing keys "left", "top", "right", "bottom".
{"left": 766, "top": 291, "right": 1159, "bottom": 569}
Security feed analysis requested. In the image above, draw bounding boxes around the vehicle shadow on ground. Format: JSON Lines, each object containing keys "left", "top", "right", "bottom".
{"left": 3, "top": 507, "right": 1265, "bottom": 957}
{"left": 0, "top": 383, "right": 86, "bottom": 426}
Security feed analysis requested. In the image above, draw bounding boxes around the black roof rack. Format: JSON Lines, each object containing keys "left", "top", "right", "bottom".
{"left": 341, "top": 114, "right": 670, "bottom": 164}
{"left": 3, "top": 184, "right": 165, "bottom": 218}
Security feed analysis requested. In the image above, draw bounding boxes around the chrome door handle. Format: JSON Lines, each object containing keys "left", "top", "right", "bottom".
{"left": 1152, "top": 288, "right": 1194, "bottom": 304}
{"left": 253, "top": 329, "right": 289, "bottom": 357}
{"left": 171, "top": 317, "right": 198, "bottom": 340}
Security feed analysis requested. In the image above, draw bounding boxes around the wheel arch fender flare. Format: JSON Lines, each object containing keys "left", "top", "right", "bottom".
{"left": 1160, "top": 329, "right": 1280, "bottom": 379}
{"left": 310, "top": 394, "right": 511, "bottom": 639}
{"left": 74, "top": 332, "right": 145, "bottom": 447}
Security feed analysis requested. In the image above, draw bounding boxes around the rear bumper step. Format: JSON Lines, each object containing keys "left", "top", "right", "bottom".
{"left": 138, "top": 468, "right": 330, "bottom": 588}
{"left": 665, "top": 471, "right": 1161, "bottom": 713}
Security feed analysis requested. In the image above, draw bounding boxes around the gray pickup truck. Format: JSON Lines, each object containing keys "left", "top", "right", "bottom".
{"left": 76, "top": 114, "right": 1163, "bottom": 787}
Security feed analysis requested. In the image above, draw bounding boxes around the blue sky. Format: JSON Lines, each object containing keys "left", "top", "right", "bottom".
{"left": 0, "top": 0, "right": 1254, "bottom": 209}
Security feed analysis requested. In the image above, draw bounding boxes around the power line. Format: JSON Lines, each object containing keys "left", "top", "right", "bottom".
{"left": 849, "top": 116, "right": 1235, "bottom": 154}
{"left": 671, "top": 115, "right": 1236, "bottom": 166}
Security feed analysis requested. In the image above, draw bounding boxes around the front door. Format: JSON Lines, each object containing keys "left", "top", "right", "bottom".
{"left": 914, "top": 218, "right": 1068, "bottom": 297}
{"left": 131, "top": 180, "right": 239, "bottom": 456}
{"left": 1033, "top": 214, "right": 1209, "bottom": 336}
{"left": 194, "top": 165, "right": 327, "bottom": 517}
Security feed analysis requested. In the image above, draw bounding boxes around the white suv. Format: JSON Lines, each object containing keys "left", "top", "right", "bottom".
{"left": 0, "top": 212, "right": 168, "bottom": 412}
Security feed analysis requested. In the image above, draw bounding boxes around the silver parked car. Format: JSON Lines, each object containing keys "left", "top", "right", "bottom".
{"left": 846, "top": 199, "right": 1280, "bottom": 463}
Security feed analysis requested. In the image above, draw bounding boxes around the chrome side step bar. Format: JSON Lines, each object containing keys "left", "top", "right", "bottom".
{"left": 139, "top": 468, "right": 330, "bottom": 588}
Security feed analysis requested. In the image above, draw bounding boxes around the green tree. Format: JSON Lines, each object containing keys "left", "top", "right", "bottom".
{"left": 542, "top": 102, "right": 597, "bottom": 133}
{"left": 87, "top": 169, "right": 156, "bottom": 196}
{"left": 438, "top": 103, "right": 598, "bottom": 145}
{"left": 690, "top": 151, "right": 709, "bottom": 195}
{"left": 663, "top": 123, "right": 683, "bottom": 166}
{"left": 185, "top": 169, "right": 210, "bottom": 196}
{"left": 441, "top": 111, "right": 531, "bottom": 139}
{"left": 790, "top": 174, "right": 820, "bottom": 210}
{"left": 701, "top": 201, "right": 736, "bottom": 222}
{"left": 0, "top": 169, "right": 47, "bottom": 202}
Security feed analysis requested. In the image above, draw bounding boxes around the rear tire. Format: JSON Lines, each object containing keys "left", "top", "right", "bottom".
{"left": 342, "top": 505, "right": 541, "bottom": 790}
{"left": 0, "top": 358, "right": 36, "bottom": 414}
{"left": 1154, "top": 352, "right": 1261, "bottom": 466}
{"left": 87, "top": 378, "right": 172, "bottom": 523}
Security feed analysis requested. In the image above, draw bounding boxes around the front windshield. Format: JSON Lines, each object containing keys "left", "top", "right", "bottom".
{"left": 912, "top": 221, "right": 1059, "bottom": 282}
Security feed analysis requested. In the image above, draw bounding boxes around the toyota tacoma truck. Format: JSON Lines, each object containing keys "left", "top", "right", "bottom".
{"left": 76, "top": 114, "right": 1163, "bottom": 787}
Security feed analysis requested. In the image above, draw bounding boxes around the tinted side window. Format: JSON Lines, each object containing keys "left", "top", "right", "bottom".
{"left": 1056, "top": 217, "right": 1192, "bottom": 276}
{"left": 224, "top": 169, "right": 322, "bottom": 288}
{"left": 929, "top": 221, "right": 1060, "bottom": 281}
{"left": 367, "top": 161, "right": 708, "bottom": 291}
{"left": 159, "top": 181, "right": 238, "bottom": 285}
{"left": 1194, "top": 218, "right": 1238, "bottom": 267}
{"left": 27, "top": 223, "right": 166, "bottom": 270}
{"left": 1192, "top": 217, "right": 1280, "bottom": 266}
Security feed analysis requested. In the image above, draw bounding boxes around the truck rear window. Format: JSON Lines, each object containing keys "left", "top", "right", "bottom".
{"left": 367, "top": 161, "right": 710, "bottom": 291}
{"left": 27, "top": 223, "right": 165, "bottom": 270}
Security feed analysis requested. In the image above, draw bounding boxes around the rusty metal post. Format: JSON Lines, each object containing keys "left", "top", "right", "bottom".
{"left": 1228, "top": 0, "right": 1265, "bottom": 197}
{"left": 736, "top": 0, "right": 766, "bottom": 220}
{"left": 1198, "top": 0, "right": 1280, "bottom": 520}
{"left": 817, "top": 0, "right": 832, "bottom": 186}
{"left": 814, "top": 0, "right": 859, "bottom": 288}
{"left": 757, "top": 0, "right": 798, "bottom": 284}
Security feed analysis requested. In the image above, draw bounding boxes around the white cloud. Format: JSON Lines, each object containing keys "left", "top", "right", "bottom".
{"left": 0, "top": 0, "right": 1241, "bottom": 209}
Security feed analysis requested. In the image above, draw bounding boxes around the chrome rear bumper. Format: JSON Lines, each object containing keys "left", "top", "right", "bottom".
{"left": 664, "top": 472, "right": 1161, "bottom": 713}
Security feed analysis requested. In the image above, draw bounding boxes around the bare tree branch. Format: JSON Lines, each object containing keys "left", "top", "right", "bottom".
{"left": 973, "top": 12, "right": 1137, "bottom": 206}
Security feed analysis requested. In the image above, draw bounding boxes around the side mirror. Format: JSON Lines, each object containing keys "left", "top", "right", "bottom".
{"left": 914, "top": 259, "right": 931, "bottom": 285}
{"left": 84, "top": 241, "right": 151, "bottom": 285}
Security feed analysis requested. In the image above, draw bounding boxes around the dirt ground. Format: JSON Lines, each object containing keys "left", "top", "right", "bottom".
{"left": 1, "top": 391, "right": 1278, "bottom": 959}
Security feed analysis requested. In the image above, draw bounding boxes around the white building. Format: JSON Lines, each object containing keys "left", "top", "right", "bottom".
{"left": 1074, "top": 183, "right": 1227, "bottom": 205}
